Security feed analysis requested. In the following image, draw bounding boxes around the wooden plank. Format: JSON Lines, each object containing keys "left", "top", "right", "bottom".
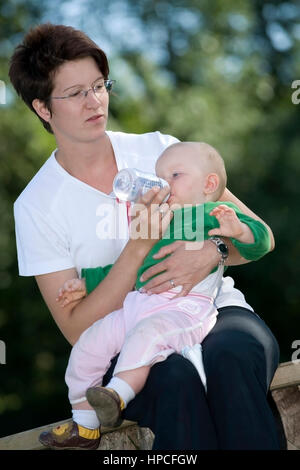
{"left": 287, "top": 440, "right": 299, "bottom": 451}
{"left": 270, "top": 363, "right": 300, "bottom": 450}
{"left": 1, "top": 361, "right": 299, "bottom": 450}
{"left": 0, "top": 418, "right": 140, "bottom": 450}
{"left": 271, "top": 386, "right": 300, "bottom": 450}
{"left": 270, "top": 361, "right": 300, "bottom": 391}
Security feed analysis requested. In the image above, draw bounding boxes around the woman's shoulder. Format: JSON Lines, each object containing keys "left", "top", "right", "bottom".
{"left": 107, "top": 130, "right": 179, "bottom": 151}
{"left": 107, "top": 130, "right": 180, "bottom": 172}
{"left": 14, "top": 150, "right": 64, "bottom": 211}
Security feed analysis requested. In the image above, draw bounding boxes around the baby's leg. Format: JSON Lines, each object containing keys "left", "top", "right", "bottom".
{"left": 73, "top": 400, "right": 94, "bottom": 410}
{"left": 112, "top": 299, "right": 217, "bottom": 385}
{"left": 66, "top": 309, "right": 126, "bottom": 402}
{"left": 66, "top": 308, "right": 127, "bottom": 425}
{"left": 85, "top": 366, "right": 150, "bottom": 428}
{"left": 71, "top": 399, "right": 101, "bottom": 432}
{"left": 115, "top": 366, "right": 151, "bottom": 395}
{"left": 85, "top": 368, "right": 150, "bottom": 429}
{"left": 90, "top": 315, "right": 171, "bottom": 424}
{"left": 39, "top": 307, "right": 127, "bottom": 449}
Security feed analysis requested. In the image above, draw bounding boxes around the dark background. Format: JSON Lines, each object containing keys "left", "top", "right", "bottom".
{"left": 0, "top": 0, "right": 299, "bottom": 437}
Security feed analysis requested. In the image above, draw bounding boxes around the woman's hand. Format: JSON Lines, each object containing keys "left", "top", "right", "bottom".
{"left": 139, "top": 239, "right": 221, "bottom": 298}
{"left": 129, "top": 185, "right": 173, "bottom": 252}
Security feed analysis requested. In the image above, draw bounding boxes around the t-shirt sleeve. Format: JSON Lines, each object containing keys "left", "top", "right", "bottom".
{"left": 14, "top": 199, "right": 74, "bottom": 276}
{"left": 156, "top": 131, "right": 180, "bottom": 147}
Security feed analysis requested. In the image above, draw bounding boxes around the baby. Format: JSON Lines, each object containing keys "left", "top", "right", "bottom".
{"left": 39, "top": 142, "right": 270, "bottom": 450}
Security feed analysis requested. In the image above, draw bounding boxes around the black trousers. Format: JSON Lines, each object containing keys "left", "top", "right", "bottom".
{"left": 103, "top": 306, "right": 281, "bottom": 450}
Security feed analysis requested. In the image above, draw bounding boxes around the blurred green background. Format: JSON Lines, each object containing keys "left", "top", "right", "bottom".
{"left": 0, "top": 0, "right": 299, "bottom": 437}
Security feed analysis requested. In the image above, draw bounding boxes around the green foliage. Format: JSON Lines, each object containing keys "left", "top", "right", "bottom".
{"left": 0, "top": 0, "right": 299, "bottom": 437}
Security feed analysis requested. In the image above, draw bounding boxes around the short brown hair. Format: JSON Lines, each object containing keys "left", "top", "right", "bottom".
{"left": 9, "top": 23, "right": 109, "bottom": 133}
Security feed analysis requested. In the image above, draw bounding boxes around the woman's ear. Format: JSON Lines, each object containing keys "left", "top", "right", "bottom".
{"left": 204, "top": 173, "right": 219, "bottom": 194}
{"left": 32, "top": 99, "right": 51, "bottom": 122}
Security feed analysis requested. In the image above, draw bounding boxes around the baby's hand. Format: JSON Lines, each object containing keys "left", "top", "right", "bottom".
{"left": 56, "top": 278, "right": 87, "bottom": 308}
{"left": 208, "top": 205, "right": 251, "bottom": 241}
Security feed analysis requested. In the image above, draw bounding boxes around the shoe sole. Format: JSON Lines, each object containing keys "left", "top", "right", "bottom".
{"left": 39, "top": 440, "right": 99, "bottom": 450}
{"left": 38, "top": 436, "right": 100, "bottom": 450}
{"left": 39, "top": 443, "right": 97, "bottom": 450}
{"left": 86, "top": 387, "right": 123, "bottom": 428}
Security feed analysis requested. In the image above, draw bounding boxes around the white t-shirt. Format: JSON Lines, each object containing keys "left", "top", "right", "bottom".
{"left": 14, "top": 130, "right": 253, "bottom": 311}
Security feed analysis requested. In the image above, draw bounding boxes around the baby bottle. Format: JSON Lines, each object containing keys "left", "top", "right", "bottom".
{"left": 113, "top": 168, "right": 169, "bottom": 202}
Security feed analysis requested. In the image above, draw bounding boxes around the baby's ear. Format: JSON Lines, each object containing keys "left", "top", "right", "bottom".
{"left": 204, "top": 173, "right": 219, "bottom": 194}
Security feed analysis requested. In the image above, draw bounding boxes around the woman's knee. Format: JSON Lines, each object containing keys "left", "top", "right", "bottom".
{"left": 203, "top": 330, "right": 265, "bottom": 374}
{"left": 207, "top": 308, "right": 279, "bottom": 377}
{"left": 203, "top": 325, "right": 279, "bottom": 389}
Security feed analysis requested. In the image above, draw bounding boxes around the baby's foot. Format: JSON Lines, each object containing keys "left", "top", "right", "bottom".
{"left": 86, "top": 387, "right": 125, "bottom": 428}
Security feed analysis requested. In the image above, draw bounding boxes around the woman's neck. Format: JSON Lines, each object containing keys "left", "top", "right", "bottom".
{"left": 56, "top": 134, "right": 111, "bottom": 172}
{"left": 55, "top": 133, "right": 118, "bottom": 193}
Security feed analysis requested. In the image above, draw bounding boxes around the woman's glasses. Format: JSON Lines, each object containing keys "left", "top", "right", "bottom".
{"left": 51, "top": 79, "right": 115, "bottom": 103}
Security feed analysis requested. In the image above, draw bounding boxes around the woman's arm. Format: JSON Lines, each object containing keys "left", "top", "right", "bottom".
{"left": 36, "top": 239, "right": 150, "bottom": 346}
{"left": 35, "top": 186, "right": 171, "bottom": 346}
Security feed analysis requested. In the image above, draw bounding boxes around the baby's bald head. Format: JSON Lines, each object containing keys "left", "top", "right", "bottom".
{"left": 156, "top": 142, "right": 227, "bottom": 201}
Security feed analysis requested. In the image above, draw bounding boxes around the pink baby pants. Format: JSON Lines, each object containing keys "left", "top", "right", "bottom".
{"left": 65, "top": 290, "right": 218, "bottom": 405}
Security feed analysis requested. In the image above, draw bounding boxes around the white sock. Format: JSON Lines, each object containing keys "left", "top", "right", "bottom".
{"left": 106, "top": 376, "right": 136, "bottom": 407}
{"left": 72, "top": 409, "right": 100, "bottom": 429}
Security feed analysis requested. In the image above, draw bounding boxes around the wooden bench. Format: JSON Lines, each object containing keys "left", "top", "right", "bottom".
{"left": 0, "top": 361, "right": 299, "bottom": 450}
{"left": 270, "top": 361, "right": 300, "bottom": 450}
{"left": 0, "top": 419, "right": 154, "bottom": 450}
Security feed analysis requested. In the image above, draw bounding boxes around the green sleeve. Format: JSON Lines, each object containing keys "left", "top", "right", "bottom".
{"left": 229, "top": 214, "right": 271, "bottom": 260}
{"left": 206, "top": 201, "right": 271, "bottom": 261}
{"left": 81, "top": 264, "right": 113, "bottom": 295}
{"left": 136, "top": 205, "right": 216, "bottom": 291}
{"left": 135, "top": 202, "right": 271, "bottom": 291}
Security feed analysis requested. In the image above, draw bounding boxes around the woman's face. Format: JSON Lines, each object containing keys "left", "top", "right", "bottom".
{"left": 48, "top": 56, "right": 109, "bottom": 145}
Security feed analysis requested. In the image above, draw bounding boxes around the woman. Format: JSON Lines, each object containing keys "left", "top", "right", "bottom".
{"left": 9, "top": 23, "right": 280, "bottom": 449}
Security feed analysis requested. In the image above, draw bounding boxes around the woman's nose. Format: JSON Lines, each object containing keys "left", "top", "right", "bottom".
{"left": 85, "top": 89, "right": 103, "bottom": 107}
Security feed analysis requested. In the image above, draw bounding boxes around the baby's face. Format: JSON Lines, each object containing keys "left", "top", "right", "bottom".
{"left": 156, "top": 146, "right": 208, "bottom": 207}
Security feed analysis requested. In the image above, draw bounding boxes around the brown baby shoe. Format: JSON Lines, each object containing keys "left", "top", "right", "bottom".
{"left": 86, "top": 387, "right": 125, "bottom": 428}
{"left": 39, "top": 420, "right": 100, "bottom": 450}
